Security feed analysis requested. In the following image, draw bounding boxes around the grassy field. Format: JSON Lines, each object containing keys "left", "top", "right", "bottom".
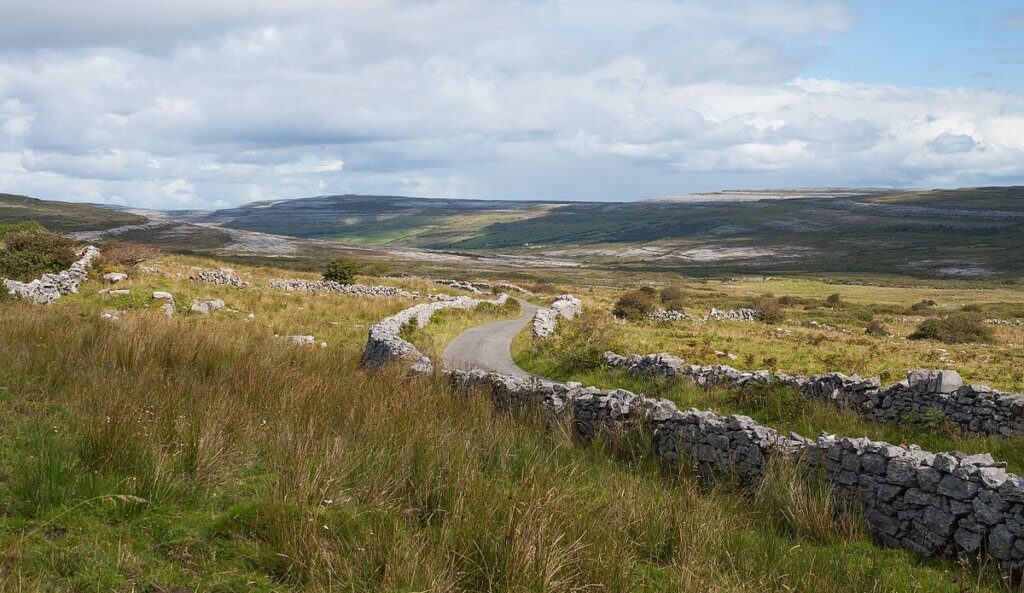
{"left": 1, "top": 253, "right": 1020, "bottom": 591}
{"left": 523, "top": 277, "right": 1024, "bottom": 391}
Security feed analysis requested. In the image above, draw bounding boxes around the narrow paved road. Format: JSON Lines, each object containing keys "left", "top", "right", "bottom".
{"left": 442, "top": 297, "right": 541, "bottom": 379}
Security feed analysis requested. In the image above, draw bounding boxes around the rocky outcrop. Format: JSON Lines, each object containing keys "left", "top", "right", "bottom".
{"left": 190, "top": 299, "right": 225, "bottom": 314}
{"left": 188, "top": 268, "right": 246, "bottom": 287}
{"left": 269, "top": 278, "right": 418, "bottom": 299}
{"left": 2, "top": 246, "right": 100, "bottom": 305}
{"left": 362, "top": 294, "right": 510, "bottom": 374}
{"left": 604, "top": 351, "right": 1024, "bottom": 436}
{"left": 446, "top": 368, "right": 1024, "bottom": 574}
{"left": 532, "top": 294, "right": 582, "bottom": 338}
{"left": 153, "top": 291, "right": 176, "bottom": 317}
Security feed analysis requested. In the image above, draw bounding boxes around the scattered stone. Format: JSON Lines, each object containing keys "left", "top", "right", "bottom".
{"left": 103, "top": 272, "right": 128, "bottom": 283}
{"left": 647, "top": 309, "right": 693, "bottom": 322}
{"left": 108, "top": 289, "right": 130, "bottom": 296}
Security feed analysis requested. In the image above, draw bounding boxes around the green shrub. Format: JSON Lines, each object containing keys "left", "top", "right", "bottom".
{"left": 908, "top": 314, "right": 994, "bottom": 344}
{"left": 777, "top": 295, "right": 799, "bottom": 306}
{"left": 613, "top": 289, "right": 658, "bottom": 320}
{"left": 322, "top": 257, "right": 359, "bottom": 284}
{"left": 825, "top": 293, "right": 842, "bottom": 306}
{"left": 0, "top": 228, "right": 76, "bottom": 281}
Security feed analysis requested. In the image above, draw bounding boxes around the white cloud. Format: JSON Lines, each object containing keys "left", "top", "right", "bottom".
{"left": 0, "top": 0, "right": 1020, "bottom": 208}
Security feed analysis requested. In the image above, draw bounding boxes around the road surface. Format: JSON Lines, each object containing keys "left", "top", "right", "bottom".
{"left": 441, "top": 297, "right": 541, "bottom": 379}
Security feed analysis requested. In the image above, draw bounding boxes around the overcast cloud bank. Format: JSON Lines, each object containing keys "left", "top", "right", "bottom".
{"left": 0, "top": 0, "right": 1022, "bottom": 208}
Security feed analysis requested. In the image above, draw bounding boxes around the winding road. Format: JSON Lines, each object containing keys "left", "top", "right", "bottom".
{"left": 441, "top": 297, "right": 542, "bottom": 380}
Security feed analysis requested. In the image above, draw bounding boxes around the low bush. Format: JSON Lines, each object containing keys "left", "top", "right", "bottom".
{"left": 322, "top": 257, "right": 359, "bottom": 284}
{"left": 908, "top": 314, "right": 994, "bottom": 344}
{"left": 865, "top": 318, "right": 888, "bottom": 337}
{"left": 613, "top": 289, "right": 658, "bottom": 320}
{"left": 960, "top": 303, "right": 982, "bottom": 313}
{"left": 660, "top": 285, "right": 685, "bottom": 305}
{"left": 0, "top": 227, "right": 76, "bottom": 281}
{"left": 825, "top": 293, "right": 842, "bottom": 307}
{"left": 100, "top": 241, "right": 160, "bottom": 269}
{"left": 751, "top": 295, "right": 784, "bottom": 324}
{"left": 909, "top": 299, "right": 937, "bottom": 313}
{"left": 777, "top": 295, "right": 799, "bottom": 306}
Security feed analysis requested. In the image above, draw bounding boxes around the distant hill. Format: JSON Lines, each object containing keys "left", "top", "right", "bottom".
{"left": 5, "top": 187, "right": 1024, "bottom": 279}
{"left": 0, "top": 193, "right": 144, "bottom": 233}
{"left": 177, "top": 187, "right": 1024, "bottom": 278}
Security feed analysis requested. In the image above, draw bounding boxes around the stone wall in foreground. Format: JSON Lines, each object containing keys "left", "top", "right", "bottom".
{"left": 532, "top": 294, "right": 582, "bottom": 338}
{"left": 446, "top": 369, "right": 1024, "bottom": 574}
{"left": 604, "top": 351, "right": 1024, "bottom": 436}
{"left": 3, "top": 246, "right": 100, "bottom": 305}
{"left": 362, "top": 294, "right": 510, "bottom": 374}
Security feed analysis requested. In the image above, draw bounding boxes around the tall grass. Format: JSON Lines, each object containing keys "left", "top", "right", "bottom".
{"left": 0, "top": 302, "right": 1017, "bottom": 591}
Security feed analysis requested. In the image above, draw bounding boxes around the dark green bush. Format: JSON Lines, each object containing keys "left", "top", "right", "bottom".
{"left": 908, "top": 314, "right": 994, "bottom": 344}
{"left": 825, "top": 293, "right": 842, "bottom": 306}
{"left": 322, "top": 257, "right": 359, "bottom": 284}
{"left": 0, "top": 228, "right": 76, "bottom": 281}
{"left": 613, "top": 289, "right": 659, "bottom": 320}
{"left": 777, "top": 295, "right": 799, "bottom": 306}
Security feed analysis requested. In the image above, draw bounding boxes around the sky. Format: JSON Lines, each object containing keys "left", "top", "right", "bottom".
{"left": 0, "top": 0, "right": 1023, "bottom": 209}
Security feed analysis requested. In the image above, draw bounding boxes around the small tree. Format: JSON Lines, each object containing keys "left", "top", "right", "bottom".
{"left": 825, "top": 293, "right": 842, "bottom": 307}
{"left": 322, "top": 257, "right": 359, "bottom": 284}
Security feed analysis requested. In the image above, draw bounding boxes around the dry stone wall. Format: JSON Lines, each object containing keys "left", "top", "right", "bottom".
{"left": 188, "top": 268, "right": 247, "bottom": 286}
{"left": 362, "top": 293, "right": 510, "bottom": 374}
{"left": 445, "top": 368, "right": 1024, "bottom": 575}
{"left": 532, "top": 294, "right": 582, "bottom": 338}
{"left": 604, "top": 351, "right": 1024, "bottom": 436}
{"left": 2, "top": 246, "right": 100, "bottom": 305}
{"left": 269, "top": 278, "right": 419, "bottom": 299}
